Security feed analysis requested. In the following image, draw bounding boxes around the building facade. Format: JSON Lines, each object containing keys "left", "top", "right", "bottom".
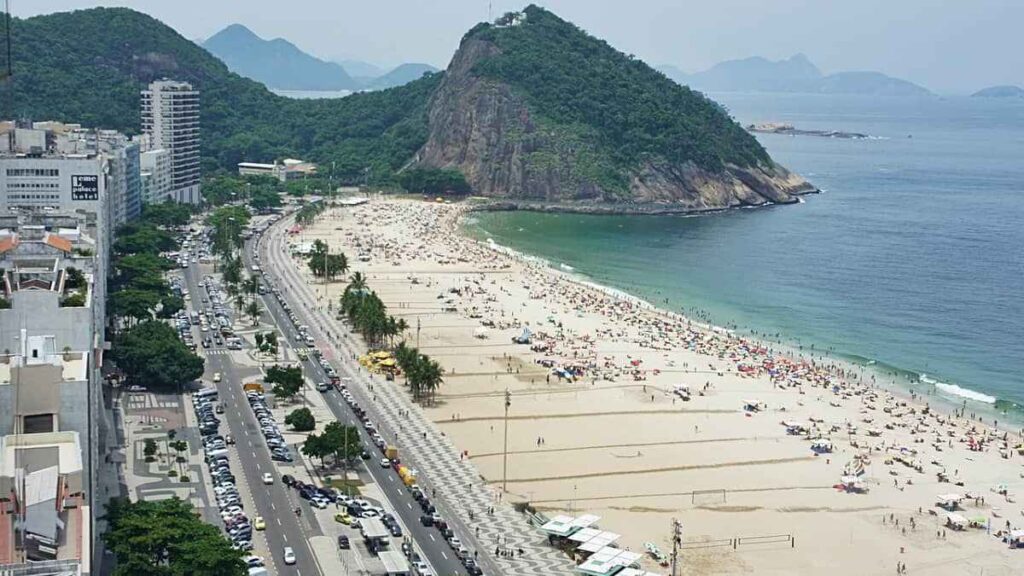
{"left": 140, "top": 80, "right": 200, "bottom": 204}
{"left": 139, "top": 148, "right": 172, "bottom": 204}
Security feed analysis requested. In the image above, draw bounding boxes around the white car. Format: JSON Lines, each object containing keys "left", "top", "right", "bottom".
{"left": 380, "top": 458, "right": 391, "bottom": 468}
{"left": 261, "top": 472, "right": 274, "bottom": 485}
{"left": 212, "top": 372, "right": 222, "bottom": 382}
{"left": 413, "top": 561, "right": 433, "bottom": 576}
{"left": 283, "top": 546, "right": 296, "bottom": 565}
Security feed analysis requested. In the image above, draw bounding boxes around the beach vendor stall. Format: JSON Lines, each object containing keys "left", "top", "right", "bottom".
{"left": 945, "top": 513, "right": 968, "bottom": 531}
{"left": 811, "top": 439, "right": 833, "bottom": 454}
{"left": 840, "top": 475, "right": 868, "bottom": 493}
{"left": 937, "top": 494, "right": 962, "bottom": 511}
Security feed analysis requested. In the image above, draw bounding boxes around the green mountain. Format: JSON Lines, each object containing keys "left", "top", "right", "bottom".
{"left": 12, "top": 5, "right": 812, "bottom": 210}
{"left": 202, "top": 24, "right": 357, "bottom": 91}
{"left": 418, "top": 7, "right": 813, "bottom": 208}
{"left": 9, "top": 7, "right": 439, "bottom": 183}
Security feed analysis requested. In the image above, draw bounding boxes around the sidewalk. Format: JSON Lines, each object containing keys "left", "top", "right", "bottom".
{"left": 261, "top": 222, "right": 575, "bottom": 576}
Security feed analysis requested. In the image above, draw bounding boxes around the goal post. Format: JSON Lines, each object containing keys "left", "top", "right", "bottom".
{"left": 691, "top": 489, "right": 726, "bottom": 505}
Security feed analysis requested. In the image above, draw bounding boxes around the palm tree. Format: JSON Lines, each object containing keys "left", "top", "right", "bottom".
{"left": 420, "top": 358, "right": 444, "bottom": 405}
{"left": 246, "top": 274, "right": 260, "bottom": 301}
{"left": 234, "top": 294, "right": 245, "bottom": 313}
{"left": 347, "top": 272, "right": 368, "bottom": 295}
{"left": 246, "top": 301, "right": 260, "bottom": 326}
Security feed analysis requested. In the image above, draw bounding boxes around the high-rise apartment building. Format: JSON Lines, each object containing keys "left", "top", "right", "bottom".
{"left": 140, "top": 80, "right": 200, "bottom": 204}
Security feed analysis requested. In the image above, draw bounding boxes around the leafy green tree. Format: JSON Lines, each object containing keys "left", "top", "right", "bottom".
{"left": 201, "top": 176, "right": 246, "bottom": 207}
{"left": 249, "top": 186, "right": 283, "bottom": 211}
{"left": 109, "top": 289, "right": 159, "bottom": 324}
{"left": 110, "top": 320, "right": 204, "bottom": 391}
{"left": 285, "top": 407, "right": 315, "bottom": 431}
{"left": 266, "top": 365, "right": 303, "bottom": 400}
{"left": 301, "top": 432, "right": 330, "bottom": 468}
{"left": 141, "top": 202, "right": 193, "bottom": 227}
{"left": 398, "top": 167, "right": 471, "bottom": 195}
{"left": 103, "top": 497, "right": 246, "bottom": 576}
{"left": 207, "top": 206, "right": 251, "bottom": 256}
{"left": 64, "top": 266, "right": 87, "bottom": 289}
{"left": 143, "top": 438, "right": 158, "bottom": 458}
{"left": 113, "top": 224, "right": 177, "bottom": 256}
{"left": 157, "top": 294, "right": 185, "bottom": 319}
{"left": 60, "top": 292, "right": 87, "bottom": 307}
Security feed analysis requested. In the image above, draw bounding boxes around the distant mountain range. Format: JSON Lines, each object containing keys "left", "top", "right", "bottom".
{"left": 202, "top": 24, "right": 438, "bottom": 92}
{"left": 971, "top": 85, "right": 1024, "bottom": 98}
{"left": 658, "top": 54, "right": 933, "bottom": 97}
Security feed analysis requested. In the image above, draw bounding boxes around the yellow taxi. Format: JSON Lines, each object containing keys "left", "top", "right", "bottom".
{"left": 333, "top": 512, "right": 350, "bottom": 525}
{"left": 254, "top": 516, "right": 266, "bottom": 531}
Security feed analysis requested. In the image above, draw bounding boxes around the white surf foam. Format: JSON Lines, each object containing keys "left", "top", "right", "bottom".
{"left": 922, "top": 374, "right": 996, "bottom": 404}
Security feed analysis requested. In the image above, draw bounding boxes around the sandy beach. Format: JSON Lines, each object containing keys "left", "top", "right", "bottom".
{"left": 288, "top": 197, "right": 1023, "bottom": 575}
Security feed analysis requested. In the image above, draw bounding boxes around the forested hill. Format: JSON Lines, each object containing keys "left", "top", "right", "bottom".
{"left": 418, "top": 6, "right": 813, "bottom": 207}
{"left": 468, "top": 6, "right": 770, "bottom": 174}
{"left": 13, "top": 6, "right": 812, "bottom": 209}
{"left": 8, "top": 8, "right": 440, "bottom": 183}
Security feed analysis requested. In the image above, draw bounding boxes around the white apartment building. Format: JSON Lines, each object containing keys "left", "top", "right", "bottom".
{"left": 139, "top": 148, "right": 172, "bottom": 204}
{"left": 140, "top": 80, "right": 200, "bottom": 204}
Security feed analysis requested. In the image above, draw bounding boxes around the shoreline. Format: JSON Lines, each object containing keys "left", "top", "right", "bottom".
{"left": 294, "top": 197, "right": 1024, "bottom": 575}
{"left": 461, "top": 211, "right": 1024, "bottom": 431}
{"left": 466, "top": 187, "right": 820, "bottom": 217}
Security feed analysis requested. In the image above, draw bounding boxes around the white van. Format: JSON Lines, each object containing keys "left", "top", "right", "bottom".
{"left": 205, "top": 448, "right": 229, "bottom": 462}
{"left": 193, "top": 388, "right": 218, "bottom": 400}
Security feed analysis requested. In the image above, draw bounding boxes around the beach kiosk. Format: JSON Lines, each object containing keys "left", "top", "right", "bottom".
{"left": 945, "top": 513, "right": 968, "bottom": 531}
{"left": 360, "top": 518, "right": 391, "bottom": 554}
{"left": 575, "top": 546, "right": 644, "bottom": 576}
{"left": 840, "top": 475, "right": 868, "bottom": 493}
{"left": 378, "top": 550, "right": 411, "bottom": 575}
{"left": 811, "top": 439, "right": 833, "bottom": 454}
{"left": 937, "top": 494, "right": 962, "bottom": 511}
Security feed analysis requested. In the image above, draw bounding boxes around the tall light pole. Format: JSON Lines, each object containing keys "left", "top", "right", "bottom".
{"left": 502, "top": 389, "right": 511, "bottom": 493}
{"left": 670, "top": 518, "right": 682, "bottom": 576}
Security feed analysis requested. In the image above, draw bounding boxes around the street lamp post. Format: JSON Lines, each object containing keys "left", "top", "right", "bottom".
{"left": 502, "top": 389, "right": 511, "bottom": 493}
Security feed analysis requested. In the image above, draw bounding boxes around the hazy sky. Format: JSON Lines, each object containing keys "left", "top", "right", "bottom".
{"left": 17, "top": 0, "right": 1024, "bottom": 93}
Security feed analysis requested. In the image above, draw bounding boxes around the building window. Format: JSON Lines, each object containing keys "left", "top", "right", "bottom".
{"left": 23, "top": 414, "right": 55, "bottom": 434}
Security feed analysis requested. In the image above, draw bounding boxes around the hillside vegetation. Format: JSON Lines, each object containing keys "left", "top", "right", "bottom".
{"left": 469, "top": 7, "right": 770, "bottom": 180}
{"left": 9, "top": 8, "right": 439, "bottom": 184}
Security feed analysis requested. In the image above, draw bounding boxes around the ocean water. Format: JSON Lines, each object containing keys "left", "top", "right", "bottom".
{"left": 271, "top": 89, "right": 353, "bottom": 99}
{"left": 464, "top": 93, "right": 1024, "bottom": 416}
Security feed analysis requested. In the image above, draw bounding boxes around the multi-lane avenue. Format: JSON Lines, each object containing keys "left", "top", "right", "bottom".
{"left": 243, "top": 229, "right": 475, "bottom": 576}
{"left": 182, "top": 264, "right": 322, "bottom": 576}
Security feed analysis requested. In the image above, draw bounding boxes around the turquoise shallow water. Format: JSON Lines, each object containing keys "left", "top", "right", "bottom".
{"left": 463, "top": 93, "right": 1024, "bottom": 416}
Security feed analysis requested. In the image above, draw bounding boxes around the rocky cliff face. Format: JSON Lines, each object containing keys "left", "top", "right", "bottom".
{"left": 417, "top": 35, "right": 816, "bottom": 211}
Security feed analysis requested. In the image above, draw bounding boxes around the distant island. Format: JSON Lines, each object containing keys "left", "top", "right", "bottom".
{"left": 971, "top": 85, "right": 1024, "bottom": 98}
{"left": 658, "top": 54, "right": 933, "bottom": 97}
{"left": 202, "top": 24, "right": 438, "bottom": 92}
{"left": 747, "top": 122, "right": 869, "bottom": 139}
